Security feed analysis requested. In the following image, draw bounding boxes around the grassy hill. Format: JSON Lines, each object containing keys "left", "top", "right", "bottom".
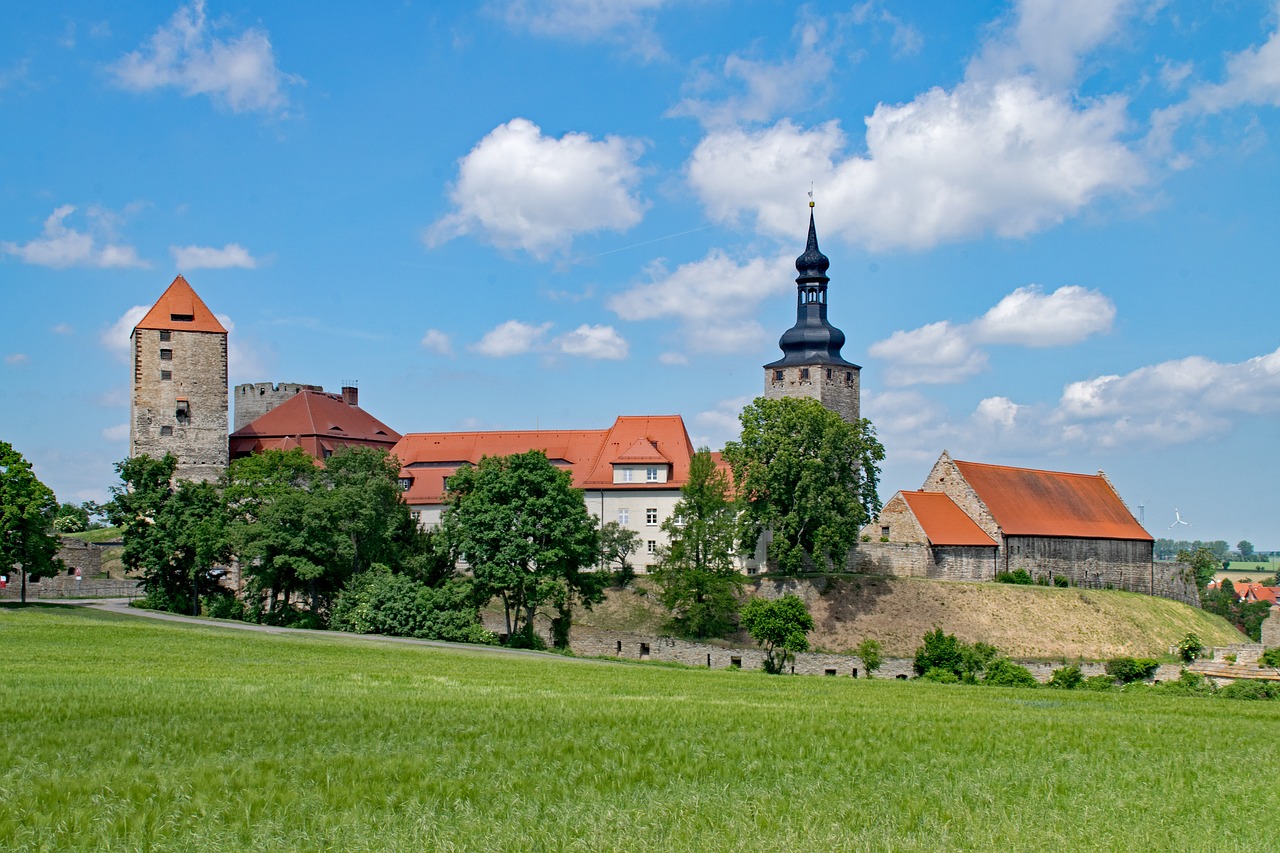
{"left": 578, "top": 575, "right": 1248, "bottom": 659}
{"left": 2, "top": 604, "right": 1277, "bottom": 851}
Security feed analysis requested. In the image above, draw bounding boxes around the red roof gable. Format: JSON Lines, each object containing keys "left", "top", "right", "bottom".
{"left": 229, "top": 390, "right": 401, "bottom": 458}
{"left": 900, "top": 491, "right": 997, "bottom": 547}
{"left": 393, "top": 415, "right": 697, "bottom": 505}
{"left": 134, "top": 275, "right": 227, "bottom": 334}
{"left": 614, "top": 437, "right": 670, "bottom": 464}
{"left": 954, "top": 459, "right": 1152, "bottom": 541}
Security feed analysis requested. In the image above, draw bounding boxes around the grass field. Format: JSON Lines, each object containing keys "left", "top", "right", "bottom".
{"left": 2, "top": 605, "right": 1278, "bottom": 852}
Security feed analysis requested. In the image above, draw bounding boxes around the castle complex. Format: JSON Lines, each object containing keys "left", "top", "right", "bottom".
{"left": 124, "top": 208, "right": 1188, "bottom": 601}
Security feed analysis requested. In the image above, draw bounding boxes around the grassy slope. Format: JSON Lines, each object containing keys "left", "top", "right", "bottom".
{"left": 578, "top": 576, "right": 1247, "bottom": 659}
{"left": 2, "top": 604, "right": 1278, "bottom": 852}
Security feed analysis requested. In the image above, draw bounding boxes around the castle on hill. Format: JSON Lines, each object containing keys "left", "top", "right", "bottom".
{"left": 126, "top": 210, "right": 1191, "bottom": 601}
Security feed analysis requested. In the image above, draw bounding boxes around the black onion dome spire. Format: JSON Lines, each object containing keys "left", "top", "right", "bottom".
{"left": 764, "top": 205, "right": 857, "bottom": 370}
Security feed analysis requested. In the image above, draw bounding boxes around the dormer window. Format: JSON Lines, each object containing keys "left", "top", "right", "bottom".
{"left": 398, "top": 477, "right": 412, "bottom": 492}
{"left": 170, "top": 314, "right": 194, "bottom": 322}
{"left": 646, "top": 466, "right": 659, "bottom": 482}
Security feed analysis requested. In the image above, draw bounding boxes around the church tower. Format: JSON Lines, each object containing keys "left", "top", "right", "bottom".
{"left": 763, "top": 206, "right": 861, "bottom": 422}
{"left": 129, "top": 275, "right": 228, "bottom": 482}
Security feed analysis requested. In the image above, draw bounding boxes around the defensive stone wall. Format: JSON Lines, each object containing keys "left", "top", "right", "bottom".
{"left": 1262, "top": 606, "right": 1280, "bottom": 647}
{"left": 0, "top": 575, "right": 141, "bottom": 599}
{"left": 56, "top": 537, "right": 106, "bottom": 579}
{"left": 233, "top": 382, "right": 324, "bottom": 431}
{"left": 848, "top": 542, "right": 995, "bottom": 581}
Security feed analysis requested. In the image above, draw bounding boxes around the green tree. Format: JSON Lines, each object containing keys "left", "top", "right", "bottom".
{"left": 1178, "top": 546, "right": 1221, "bottom": 590}
{"left": 1238, "top": 540, "right": 1255, "bottom": 560}
{"left": 52, "top": 502, "right": 91, "bottom": 533}
{"left": 723, "top": 397, "right": 884, "bottom": 574}
{"left": 740, "top": 594, "right": 814, "bottom": 674}
{"left": 0, "top": 440, "right": 64, "bottom": 603}
{"left": 598, "top": 520, "right": 641, "bottom": 587}
{"left": 107, "top": 454, "right": 228, "bottom": 615}
{"left": 854, "top": 638, "right": 883, "bottom": 678}
{"left": 913, "top": 628, "right": 997, "bottom": 682}
{"left": 442, "top": 450, "right": 598, "bottom": 647}
{"left": 651, "top": 449, "right": 745, "bottom": 639}
{"left": 1177, "top": 633, "right": 1204, "bottom": 663}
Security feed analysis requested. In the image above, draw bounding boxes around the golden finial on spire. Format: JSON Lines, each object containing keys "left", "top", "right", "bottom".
{"left": 808, "top": 185, "right": 815, "bottom": 208}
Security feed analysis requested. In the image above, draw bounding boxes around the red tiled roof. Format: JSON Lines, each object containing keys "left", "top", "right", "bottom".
{"left": 613, "top": 437, "right": 670, "bottom": 464}
{"left": 229, "top": 390, "right": 400, "bottom": 459}
{"left": 134, "top": 275, "right": 227, "bottom": 334}
{"left": 393, "top": 415, "right": 697, "bottom": 504}
{"left": 953, "top": 459, "right": 1152, "bottom": 541}
{"left": 900, "top": 491, "right": 997, "bottom": 547}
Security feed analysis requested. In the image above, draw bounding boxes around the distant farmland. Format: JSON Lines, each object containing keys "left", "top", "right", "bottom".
{"left": 2, "top": 604, "right": 1277, "bottom": 852}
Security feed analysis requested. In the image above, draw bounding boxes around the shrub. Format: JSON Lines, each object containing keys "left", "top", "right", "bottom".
{"left": 204, "top": 593, "right": 245, "bottom": 621}
{"left": 1047, "top": 664, "right": 1083, "bottom": 690}
{"left": 855, "top": 638, "right": 883, "bottom": 677}
{"left": 1157, "top": 669, "right": 1215, "bottom": 697}
{"left": 1035, "top": 575, "right": 1050, "bottom": 586}
{"left": 1217, "top": 680, "right": 1280, "bottom": 701}
{"left": 983, "top": 658, "right": 1038, "bottom": 688}
{"left": 1177, "top": 633, "right": 1204, "bottom": 663}
{"left": 921, "top": 667, "right": 959, "bottom": 684}
{"left": 995, "top": 569, "right": 1033, "bottom": 585}
{"left": 1105, "top": 656, "right": 1159, "bottom": 684}
{"left": 1053, "top": 576, "right": 1069, "bottom": 588}
{"left": 1259, "top": 648, "right": 1280, "bottom": 667}
{"left": 914, "top": 627, "right": 965, "bottom": 676}
{"left": 331, "top": 571, "right": 495, "bottom": 645}
{"left": 1083, "top": 675, "right": 1116, "bottom": 691}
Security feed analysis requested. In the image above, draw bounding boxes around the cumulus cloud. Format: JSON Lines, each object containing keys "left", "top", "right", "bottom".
{"left": 669, "top": 17, "right": 835, "bottom": 128}
{"left": 870, "top": 284, "right": 1114, "bottom": 386}
{"left": 420, "top": 329, "right": 454, "bottom": 357}
{"left": 553, "top": 324, "right": 629, "bottom": 359}
{"left": 688, "top": 80, "right": 1143, "bottom": 251}
{"left": 2, "top": 205, "right": 148, "bottom": 269}
{"left": 5, "top": 353, "right": 29, "bottom": 366}
{"left": 608, "top": 250, "right": 792, "bottom": 355}
{"left": 849, "top": 2, "right": 923, "bottom": 57}
{"left": 109, "top": 0, "right": 300, "bottom": 114}
{"left": 691, "top": 395, "right": 751, "bottom": 448}
{"left": 213, "top": 312, "right": 269, "bottom": 382}
{"left": 472, "top": 320, "right": 553, "bottom": 357}
{"left": 426, "top": 118, "right": 647, "bottom": 259}
{"left": 170, "top": 243, "right": 258, "bottom": 269}
{"left": 968, "top": 0, "right": 1136, "bottom": 88}
{"left": 971, "top": 284, "right": 1116, "bottom": 346}
{"left": 101, "top": 305, "right": 151, "bottom": 360}
{"left": 869, "top": 321, "right": 989, "bottom": 386}
{"left": 496, "top": 0, "right": 673, "bottom": 60}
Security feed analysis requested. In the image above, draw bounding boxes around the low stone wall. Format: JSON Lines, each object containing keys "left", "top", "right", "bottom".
{"left": 0, "top": 575, "right": 142, "bottom": 600}
{"left": 848, "top": 542, "right": 996, "bottom": 581}
{"left": 1260, "top": 606, "right": 1280, "bottom": 647}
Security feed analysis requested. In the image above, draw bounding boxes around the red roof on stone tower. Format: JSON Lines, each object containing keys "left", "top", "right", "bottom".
{"left": 134, "top": 275, "right": 227, "bottom": 334}
{"left": 229, "top": 389, "right": 401, "bottom": 460}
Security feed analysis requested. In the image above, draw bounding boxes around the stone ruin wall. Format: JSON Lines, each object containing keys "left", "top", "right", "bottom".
{"left": 233, "top": 382, "right": 324, "bottom": 431}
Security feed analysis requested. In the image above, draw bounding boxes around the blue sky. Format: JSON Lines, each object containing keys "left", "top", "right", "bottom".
{"left": 2, "top": 1, "right": 1278, "bottom": 548}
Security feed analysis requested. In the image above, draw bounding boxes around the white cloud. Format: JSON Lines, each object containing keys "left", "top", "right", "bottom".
{"left": 472, "top": 320, "right": 552, "bottom": 357}
{"left": 553, "top": 324, "right": 629, "bottom": 360}
{"left": 2, "top": 205, "right": 148, "bottom": 269}
{"left": 426, "top": 118, "right": 647, "bottom": 259}
{"left": 101, "top": 305, "right": 150, "bottom": 360}
{"left": 668, "top": 17, "right": 835, "bottom": 128}
{"left": 972, "top": 284, "right": 1115, "bottom": 346}
{"left": 850, "top": 2, "right": 923, "bottom": 58}
{"left": 214, "top": 312, "right": 268, "bottom": 381}
{"left": 868, "top": 321, "right": 988, "bottom": 386}
{"left": 171, "top": 243, "right": 258, "bottom": 269}
{"left": 968, "top": 0, "right": 1136, "bottom": 88}
{"left": 5, "top": 353, "right": 29, "bottom": 366}
{"left": 658, "top": 351, "right": 688, "bottom": 365}
{"left": 109, "top": 0, "right": 299, "bottom": 114}
{"left": 975, "top": 395, "right": 1021, "bottom": 428}
{"left": 420, "top": 329, "right": 454, "bottom": 357}
{"left": 496, "top": 0, "right": 673, "bottom": 60}
{"left": 51, "top": 323, "right": 74, "bottom": 335}
{"left": 688, "top": 78, "right": 1143, "bottom": 251}
{"left": 102, "top": 423, "right": 130, "bottom": 442}
{"left": 870, "top": 285, "right": 1114, "bottom": 386}
{"left": 691, "top": 395, "right": 751, "bottom": 448}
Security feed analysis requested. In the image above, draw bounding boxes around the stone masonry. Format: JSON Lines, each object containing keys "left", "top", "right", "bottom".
{"left": 233, "top": 382, "right": 324, "bottom": 432}
{"left": 763, "top": 364, "right": 860, "bottom": 423}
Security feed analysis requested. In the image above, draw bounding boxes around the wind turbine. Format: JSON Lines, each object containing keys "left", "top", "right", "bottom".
{"left": 1135, "top": 499, "right": 1147, "bottom": 525}
{"left": 1170, "top": 508, "right": 1191, "bottom": 529}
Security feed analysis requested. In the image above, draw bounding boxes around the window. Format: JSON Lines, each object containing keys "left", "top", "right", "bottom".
{"left": 159, "top": 349, "right": 173, "bottom": 361}
{"left": 621, "top": 468, "right": 633, "bottom": 483}
{"left": 159, "top": 331, "right": 171, "bottom": 342}
{"left": 845, "top": 371, "right": 853, "bottom": 382}
{"left": 826, "top": 369, "right": 832, "bottom": 380}
{"left": 646, "top": 466, "right": 658, "bottom": 482}
{"left": 159, "top": 425, "right": 173, "bottom": 436}
{"left": 799, "top": 368, "right": 810, "bottom": 380}
{"left": 881, "top": 526, "right": 890, "bottom": 539}
{"left": 170, "top": 313, "right": 194, "bottom": 322}
{"left": 646, "top": 540, "right": 656, "bottom": 554}
{"left": 175, "top": 401, "right": 190, "bottom": 424}
{"left": 398, "top": 477, "right": 412, "bottom": 491}
{"left": 645, "top": 508, "right": 658, "bottom": 526}
{"left": 773, "top": 369, "right": 784, "bottom": 382}
{"left": 410, "top": 510, "right": 421, "bottom": 521}
{"left": 160, "top": 370, "right": 172, "bottom": 381}
{"left": 618, "top": 508, "right": 629, "bottom": 525}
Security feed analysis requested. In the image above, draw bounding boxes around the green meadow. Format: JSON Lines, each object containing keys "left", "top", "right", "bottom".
{"left": 2, "top": 605, "right": 1277, "bottom": 852}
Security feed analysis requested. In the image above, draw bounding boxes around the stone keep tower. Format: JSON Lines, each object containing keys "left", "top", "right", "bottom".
{"left": 130, "top": 275, "right": 229, "bottom": 482}
{"left": 763, "top": 207, "right": 861, "bottom": 423}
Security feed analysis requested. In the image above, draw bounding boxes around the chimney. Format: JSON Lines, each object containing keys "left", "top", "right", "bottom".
{"left": 341, "top": 385, "right": 358, "bottom": 407}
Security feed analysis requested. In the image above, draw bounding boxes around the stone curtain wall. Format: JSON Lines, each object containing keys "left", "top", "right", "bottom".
{"left": 0, "top": 576, "right": 141, "bottom": 599}
{"left": 56, "top": 537, "right": 105, "bottom": 579}
{"left": 233, "top": 382, "right": 323, "bottom": 431}
{"left": 847, "top": 543, "right": 996, "bottom": 581}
